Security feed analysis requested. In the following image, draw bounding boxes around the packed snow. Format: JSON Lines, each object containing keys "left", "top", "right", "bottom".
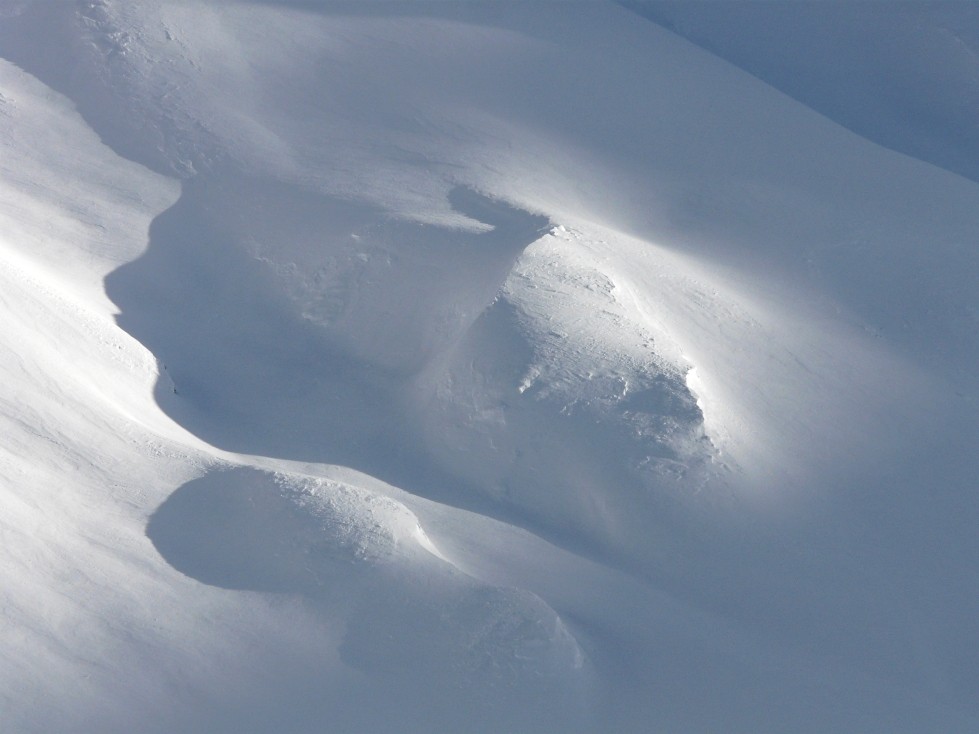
{"left": 1, "top": 1, "right": 977, "bottom": 732}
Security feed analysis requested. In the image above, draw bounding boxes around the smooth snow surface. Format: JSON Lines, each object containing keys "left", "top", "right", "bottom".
{"left": 1, "top": 1, "right": 977, "bottom": 732}
{"left": 624, "top": 0, "right": 979, "bottom": 185}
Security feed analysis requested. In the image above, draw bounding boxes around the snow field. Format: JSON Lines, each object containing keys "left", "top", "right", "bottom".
{"left": 0, "top": 1, "right": 977, "bottom": 731}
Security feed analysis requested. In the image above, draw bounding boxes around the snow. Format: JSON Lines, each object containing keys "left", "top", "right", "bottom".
{"left": 1, "top": 1, "right": 977, "bottom": 731}
{"left": 624, "top": 0, "right": 979, "bottom": 186}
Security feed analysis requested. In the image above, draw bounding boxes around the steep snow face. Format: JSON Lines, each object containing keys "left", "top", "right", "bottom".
{"left": 2, "top": 0, "right": 979, "bottom": 732}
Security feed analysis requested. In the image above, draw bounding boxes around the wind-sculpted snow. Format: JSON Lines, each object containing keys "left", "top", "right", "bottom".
{"left": 2, "top": 0, "right": 979, "bottom": 732}
{"left": 104, "top": 177, "right": 553, "bottom": 501}
{"left": 412, "top": 224, "right": 717, "bottom": 559}
{"left": 148, "top": 468, "right": 447, "bottom": 589}
{"left": 148, "top": 466, "right": 591, "bottom": 731}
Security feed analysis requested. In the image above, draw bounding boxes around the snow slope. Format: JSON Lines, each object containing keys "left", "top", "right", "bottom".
{"left": 624, "top": 0, "right": 979, "bottom": 186}
{"left": 1, "top": 1, "right": 977, "bottom": 731}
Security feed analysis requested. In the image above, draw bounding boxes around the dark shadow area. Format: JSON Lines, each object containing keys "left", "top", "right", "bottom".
{"left": 105, "top": 174, "right": 548, "bottom": 518}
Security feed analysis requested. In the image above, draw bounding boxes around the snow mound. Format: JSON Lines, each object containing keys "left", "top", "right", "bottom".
{"left": 413, "top": 223, "right": 716, "bottom": 555}
{"left": 148, "top": 465, "right": 591, "bottom": 727}
{"left": 147, "top": 466, "right": 447, "bottom": 590}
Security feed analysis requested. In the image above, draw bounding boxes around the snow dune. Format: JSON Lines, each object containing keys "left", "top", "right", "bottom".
{"left": 1, "top": 1, "right": 978, "bottom": 731}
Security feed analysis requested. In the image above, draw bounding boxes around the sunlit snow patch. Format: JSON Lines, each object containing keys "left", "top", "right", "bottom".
{"left": 412, "top": 224, "right": 718, "bottom": 556}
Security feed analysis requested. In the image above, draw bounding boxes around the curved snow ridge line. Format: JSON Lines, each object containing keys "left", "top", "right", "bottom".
{"left": 0, "top": 245, "right": 169, "bottom": 422}
{"left": 0, "top": 57, "right": 180, "bottom": 287}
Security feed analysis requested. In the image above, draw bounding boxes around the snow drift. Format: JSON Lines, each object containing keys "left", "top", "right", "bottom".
{"left": 1, "top": 1, "right": 977, "bottom": 732}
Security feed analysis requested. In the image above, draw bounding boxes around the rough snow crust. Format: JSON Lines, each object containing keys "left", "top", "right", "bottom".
{"left": 1, "top": 1, "right": 978, "bottom": 732}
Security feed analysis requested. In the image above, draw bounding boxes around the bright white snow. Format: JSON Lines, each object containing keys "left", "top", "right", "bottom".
{"left": 1, "top": 1, "right": 977, "bottom": 732}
